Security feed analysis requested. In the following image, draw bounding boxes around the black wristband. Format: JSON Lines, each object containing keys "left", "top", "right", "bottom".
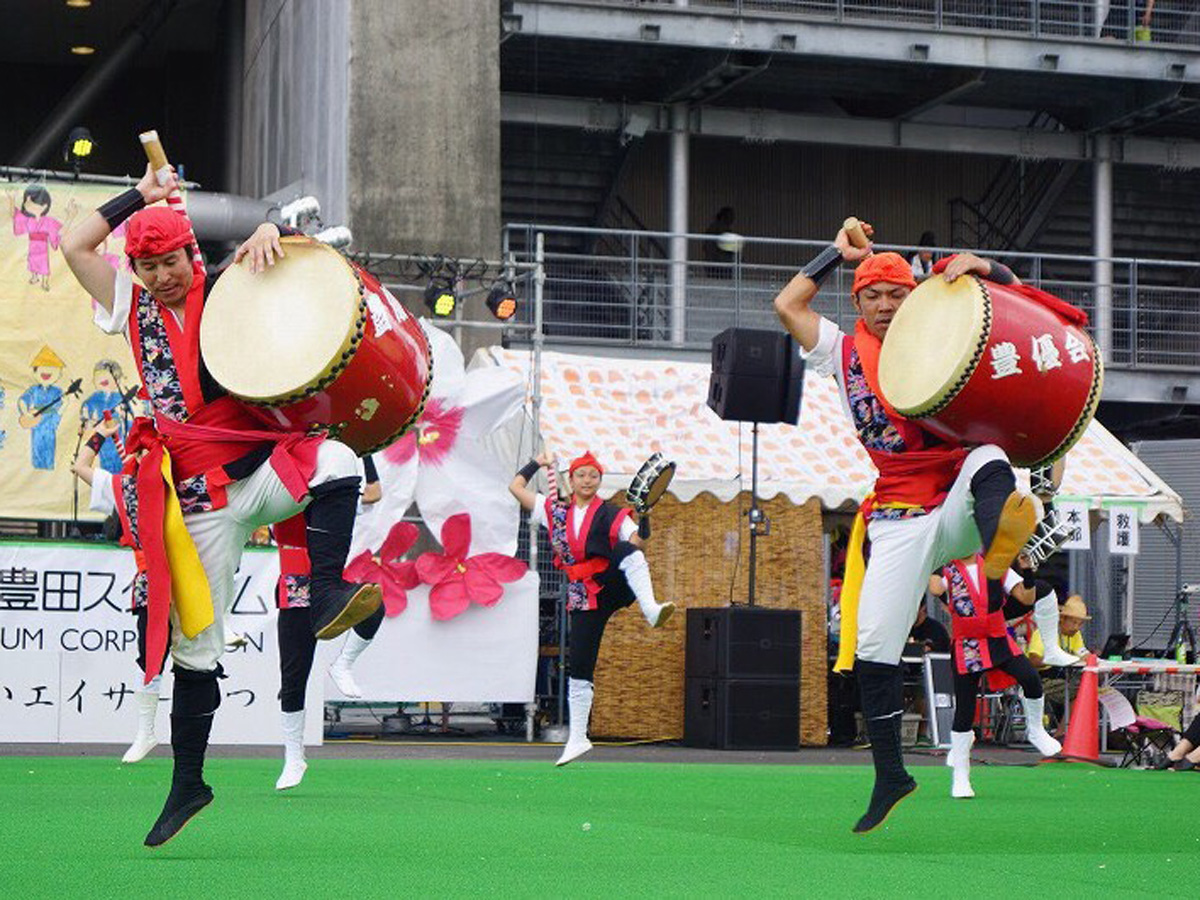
{"left": 362, "top": 453, "right": 379, "bottom": 484}
{"left": 86, "top": 433, "right": 105, "bottom": 453}
{"left": 517, "top": 460, "right": 541, "bottom": 482}
{"left": 98, "top": 188, "right": 146, "bottom": 231}
{"left": 800, "top": 244, "right": 843, "bottom": 287}
{"left": 1022, "top": 570, "right": 1037, "bottom": 589}
{"left": 987, "top": 261, "right": 1017, "bottom": 286}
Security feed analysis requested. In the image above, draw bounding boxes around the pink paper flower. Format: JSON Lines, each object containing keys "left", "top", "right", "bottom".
{"left": 416, "top": 512, "right": 526, "bottom": 621}
{"left": 384, "top": 398, "right": 464, "bottom": 468}
{"left": 344, "top": 521, "right": 421, "bottom": 617}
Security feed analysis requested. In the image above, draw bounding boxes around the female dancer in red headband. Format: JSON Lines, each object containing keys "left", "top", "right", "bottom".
{"left": 61, "top": 164, "right": 380, "bottom": 847}
{"left": 510, "top": 450, "right": 674, "bottom": 765}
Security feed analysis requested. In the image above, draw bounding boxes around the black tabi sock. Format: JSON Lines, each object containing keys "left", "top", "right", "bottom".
{"left": 970, "top": 460, "right": 1017, "bottom": 550}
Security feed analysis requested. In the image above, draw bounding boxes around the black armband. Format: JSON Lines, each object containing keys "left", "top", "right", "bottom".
{"left": 1021, "top": 570, "right": 1037, "bottom": 589}
{"left": 986, "top": 261, "right": 1017, "bottom": 286}
{"left": 362, "top": 453, "right": 379, "bottom": 485}
{"left": 85, "top": 433, "right": 105, "bottom": 454}
{"left": 98, "top": 188, "right": 146, "bottom": 231}
{"left": 800, "top": 244, "right": 843, "bottom": 287}
{"left": 517, "top": 460, "right": 541, "bottom": 482}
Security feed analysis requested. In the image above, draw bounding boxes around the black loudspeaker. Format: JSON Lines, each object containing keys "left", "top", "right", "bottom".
{"left": 683, "top": 607, "right": 801, "bottom": 750}
{"left": 683, "top": 678, "right": 800, "bottom": 751}
{"left": 685, "top": 607, "right": 801, "bottom": 680}
{"left": 706, "top": 328, "right": 804, "bottom": 424}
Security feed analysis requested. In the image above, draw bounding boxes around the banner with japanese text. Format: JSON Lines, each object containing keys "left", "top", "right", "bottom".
{"left": 0, "top": 542, "right": 321, "bottom": 745}
{"left": 1, "top": 179, "right": 142, "bottom": 519}
{"left": 0, "top": 541, "right": 538, "bottom": 744}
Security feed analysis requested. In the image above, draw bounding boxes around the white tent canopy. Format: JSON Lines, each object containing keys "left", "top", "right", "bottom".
{"left": 480, "top": 347, "right": 1182, "bottom": 525}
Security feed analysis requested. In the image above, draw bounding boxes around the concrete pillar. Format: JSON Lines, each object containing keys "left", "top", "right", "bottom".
{"left": 1093, "top": 133, "right": 1113, "bottom": 363}
{"left": 668, "top": 103, "right": 689, "bottom": 346}
{"left": 346, "top": 0, "right": 500, "bottom": 262}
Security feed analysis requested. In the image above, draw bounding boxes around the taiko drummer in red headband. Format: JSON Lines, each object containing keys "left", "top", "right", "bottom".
{"left": 773, "top": 222, "right": 1041, "bottom": 833}
{"left": 61, "top": 159, "right": 381, "bottom": 847}
{"left": 510, "top": 450, "right": 674, "bottom": 765}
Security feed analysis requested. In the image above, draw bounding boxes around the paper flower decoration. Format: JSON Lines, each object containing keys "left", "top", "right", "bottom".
{"left": 415, "top": 513, "right": 526, "bottom": 621}
{"left": 344, "top": 521, "right": 421, "bottom": 617}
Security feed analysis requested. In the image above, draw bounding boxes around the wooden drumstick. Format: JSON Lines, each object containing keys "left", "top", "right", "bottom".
{"left": 139, "top": 129, "right": 202, "bottom": 264}
{"left": 843, "top": 217, "right": 870, "bottom": 249}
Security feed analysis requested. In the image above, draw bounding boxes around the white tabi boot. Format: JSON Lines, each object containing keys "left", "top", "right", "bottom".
{"left": 122, "top": 676, "right": 161, "bottom": 764}
{"left": 276, "top": 709, "right": 308, "bottom": 790}
{"left": 1022, "top": 695, "right": 1062, "bottom": 757}
{"left": 556, "top": 678, "right": 594, "bottom": 766}
{"left": 328, "top": 631, "right": 373, "bottom": 699}
{"left": 619, "top": 552, "right": 675, "bottom": 628}
{"left": 946, "top": 730, "right": 976, "bottom": 799}
{"left": 1033, "top": 594, "right": 1079, "bottom": 667}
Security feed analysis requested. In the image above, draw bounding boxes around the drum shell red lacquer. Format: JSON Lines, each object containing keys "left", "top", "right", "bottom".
{"left": 254, "top": 267, "right": 431, "bottom": 454}
{"left": 880, "top": 277, "right": 1103, "bottom": 467}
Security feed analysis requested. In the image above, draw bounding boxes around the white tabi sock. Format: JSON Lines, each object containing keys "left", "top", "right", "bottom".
{"left": 329, "top": 631, "right": 373, "bottom": 698}
{"left": 276, "top": 709, "right": 308, "bottom": 790}
{"left": 1033, "top": 594, "right": 1079, "bottom": 667}
{"left": 619, "top": 552, "right": 674, "bottom": 627}
{"left": 1021, "top": 695, "right": 1062, "bottom": 757}
{"left": 121, "top": 677, "right": 161, "bottom": 764}
{"left": 947, "top": 730, "right": 975, "bottom": 799}
{"left": 557, "top": 678, "right": 594, "bottom": 766}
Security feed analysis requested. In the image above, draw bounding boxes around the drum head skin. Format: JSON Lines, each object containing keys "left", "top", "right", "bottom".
{"left": 641, "top": 463, "right": 676, "bottom": 511}
{"left": 200, "top": 238, "right": 360, "bottom": 404}
{"left": 879, "top": 274, "right": 989, "bottom": 416}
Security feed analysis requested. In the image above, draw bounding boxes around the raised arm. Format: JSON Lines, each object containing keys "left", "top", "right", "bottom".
{"left": 939, "top": 252, "right": 1021, "bottom": 286}
{"left": 61, "top": 164, "right": 177, "bottom": 314}
{"left": 774, "top": 222, "right": 873, "bottom": 352}
{"left": 509, "top": 453, "right": 553, "bottom": 513}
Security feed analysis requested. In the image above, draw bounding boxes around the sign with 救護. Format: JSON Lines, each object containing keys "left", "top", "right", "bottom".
{"left": 1107, "top": 505, "right": 1140, "bottom": 556}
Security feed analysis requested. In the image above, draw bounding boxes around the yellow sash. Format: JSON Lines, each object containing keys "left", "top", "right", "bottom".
{"left": 160, "top": 449, "right": 214, "bottom": 639}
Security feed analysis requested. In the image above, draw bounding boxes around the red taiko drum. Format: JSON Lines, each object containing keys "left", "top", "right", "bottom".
{"left": 199, "top": 236, "right": 431, "bottom": 454}
{"left": 878, "top": 274, "right": 1102, "bottom": 467}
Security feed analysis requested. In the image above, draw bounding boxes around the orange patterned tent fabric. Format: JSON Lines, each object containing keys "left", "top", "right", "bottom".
{"left": 482, "top": 347, "right": 1182, "bottom": 525}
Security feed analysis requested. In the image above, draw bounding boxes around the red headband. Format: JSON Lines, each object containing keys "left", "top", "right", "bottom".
{"left": 852, "top": 252, "right": 916, "bottom": 295}
{"left": 569, "top": 451, "right": 603, "bottom": 477}
{"left": 125, "top": 207, "right": 195, "bottom": 259}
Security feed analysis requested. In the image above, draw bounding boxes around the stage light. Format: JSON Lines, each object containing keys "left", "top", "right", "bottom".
{"left": 424, "top": 279, "right": 457, "bottom": 318}
{"left": 70, "top": 45, "right": 95, "bottom": 55}
{"left": 64, "top": 126, "right": 94, "bottom": 172}
{"left": 486, "top": 281, "right": 519, "bottom": 321}
{"left": 66, "top": 0, "right": 92, "bottom": 8}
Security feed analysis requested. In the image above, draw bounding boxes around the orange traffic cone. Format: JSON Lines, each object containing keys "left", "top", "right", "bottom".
{"left": 1061, "top": 653, "right": 1099, "bottom": 761}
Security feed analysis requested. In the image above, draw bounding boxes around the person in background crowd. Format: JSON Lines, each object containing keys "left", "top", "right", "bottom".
{"left": 1153, "top": 709, "right": 1200, "bottom": 771}
{"left": 909, "top": 231, "right": 938, "bottom": 282}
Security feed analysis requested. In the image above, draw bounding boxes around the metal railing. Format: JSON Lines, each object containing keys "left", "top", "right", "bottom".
{"left": 545, "top": 0, "right": 1200, "bottom": 48}
{"left": 502, "top": 223, "right": 1200, "bottom": 369}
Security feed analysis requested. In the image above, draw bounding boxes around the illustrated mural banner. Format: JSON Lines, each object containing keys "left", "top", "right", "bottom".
{"left": 1, "top": 179, "right": 143, "bottom": 520}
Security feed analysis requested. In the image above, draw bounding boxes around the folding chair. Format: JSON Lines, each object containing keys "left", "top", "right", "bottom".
{"left": 1097, "top": 688, "right": 1178, "bottom": 768}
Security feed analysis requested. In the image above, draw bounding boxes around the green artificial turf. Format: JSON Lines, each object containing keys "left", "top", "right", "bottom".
{"left": 0, "top": 756, "right": 1193, "bottom": 899}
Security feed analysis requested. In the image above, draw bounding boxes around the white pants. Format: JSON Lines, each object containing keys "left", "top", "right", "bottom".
{"left": 170, "top": 440, "right": 359, "bottom": 672}
{"left": 857, "top": 445, "right": 1009, "bottom": 665}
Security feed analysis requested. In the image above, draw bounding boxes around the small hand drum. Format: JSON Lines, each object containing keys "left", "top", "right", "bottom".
{"left": 627, "top": 452, "right": 676, "bottom": 514}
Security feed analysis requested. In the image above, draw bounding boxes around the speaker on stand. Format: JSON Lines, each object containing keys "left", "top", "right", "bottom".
{"left": 685, "top": 328, "right": 806, "bottom": 751}
{"left": 706, "top": 327, "right": 804, "bottom": 607}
